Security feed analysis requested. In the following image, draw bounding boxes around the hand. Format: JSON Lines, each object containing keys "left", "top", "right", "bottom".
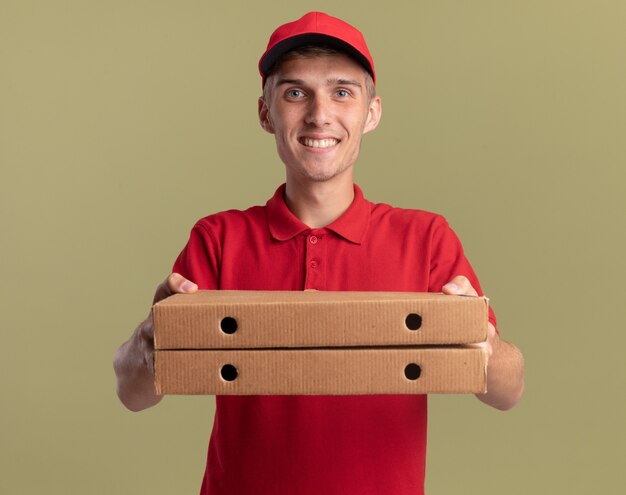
{"left": 442, "top": 275, "right": 494, "bottom": 357}
{"left": 113, "top": 273, "right": 197, "bottom": 411}
{"left": 140, "top": 273, "right": 198, "bottom": 373}
{"left": 442, "top": 276, "right": 525, "bottom": 410}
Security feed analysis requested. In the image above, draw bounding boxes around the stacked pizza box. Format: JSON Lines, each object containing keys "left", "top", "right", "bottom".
{"left": 153, "top": 290, "right": 489, "bottom": 395}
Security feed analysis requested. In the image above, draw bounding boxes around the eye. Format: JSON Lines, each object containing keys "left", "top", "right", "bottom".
{"left": 336, "top": 89, "right": 351, "bottom": 98}
{"left": 286, "top": 89, "right": 305, "bottom": 98}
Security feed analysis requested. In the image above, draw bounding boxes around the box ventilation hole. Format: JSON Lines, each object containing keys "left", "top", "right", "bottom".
{"left": 405, "top": 313, "right": 422, "bottom": 330}
{"left": 404, "top": 363, "right": 421, "bottom": 380}
{"left": 220, "top": 317, "right": 238, "bottom": 334}
{"left": 220, "top": 364, "right": 238, "bottom": 381}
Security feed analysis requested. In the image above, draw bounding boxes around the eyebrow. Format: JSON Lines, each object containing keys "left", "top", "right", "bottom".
{"left": 275, "top": 77, "right": 362, "bottom": 89}
{"left": 275, "top": 78, "right": 306, "bottom": 87}
{"left": 328, "top": 78, "right": 362, "bottom": 88}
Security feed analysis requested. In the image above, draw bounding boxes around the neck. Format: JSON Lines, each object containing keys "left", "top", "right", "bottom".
{"left": 284, "top": 174, "right": 355, "bottom": 228}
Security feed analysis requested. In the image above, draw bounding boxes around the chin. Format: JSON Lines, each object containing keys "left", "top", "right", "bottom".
{"left": 299, "top": 167, "right": 345, "bottom": 182}
{"left": 307, "top": 174, "right": 336, "bottom": 182}
{"left": 282, "top": 154, "right": 353, "bottom": 184}
{"left": 301, "top": 163, "right": 352, "bottom": 183}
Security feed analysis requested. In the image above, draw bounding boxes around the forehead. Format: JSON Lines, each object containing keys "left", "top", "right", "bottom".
{"left": 270, "top": 52, "right": 368, "bottom": 85}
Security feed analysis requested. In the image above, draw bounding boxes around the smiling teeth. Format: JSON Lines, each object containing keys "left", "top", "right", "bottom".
{"left": 302, "top": 138, "right": 338, "bottom": 148}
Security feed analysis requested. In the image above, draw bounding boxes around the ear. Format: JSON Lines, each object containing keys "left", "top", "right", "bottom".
{"left": 258, "top": 97, "right": 275, "bottom": 134}
{"left": 363, "top": 95, "right": 382, "bottom": 135}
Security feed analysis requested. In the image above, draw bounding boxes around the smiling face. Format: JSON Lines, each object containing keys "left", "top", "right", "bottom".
{"left": 258, "top": 52, "right": 381, "bottom": 185}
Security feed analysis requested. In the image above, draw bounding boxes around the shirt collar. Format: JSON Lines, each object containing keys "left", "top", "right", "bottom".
{"left": 266, "top": 183, "right": 371, "bottom": 245}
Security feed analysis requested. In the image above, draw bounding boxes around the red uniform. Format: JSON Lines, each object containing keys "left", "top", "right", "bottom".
{"left": 173, "top": 183, "right": 496, "bottom": 495}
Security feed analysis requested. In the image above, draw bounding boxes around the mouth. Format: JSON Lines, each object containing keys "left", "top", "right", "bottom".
{"left": 298, "top": 137, "right": 340, "bottom": 149}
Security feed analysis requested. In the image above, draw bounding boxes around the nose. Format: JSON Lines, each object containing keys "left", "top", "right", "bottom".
{"left": 304, "top": 95, "right": 331, "bottom": 127}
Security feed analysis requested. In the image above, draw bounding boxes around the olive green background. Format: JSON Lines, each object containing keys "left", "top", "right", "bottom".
{"left": 1, "top": 0, "right": 624, "bottom": 493}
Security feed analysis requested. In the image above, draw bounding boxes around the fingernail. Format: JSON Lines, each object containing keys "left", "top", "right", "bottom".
{"left": 446, "top": 283, "right": 459, "bottom": 293}
{"left": 181, "top": 281, "right": 197, "bottom": 292}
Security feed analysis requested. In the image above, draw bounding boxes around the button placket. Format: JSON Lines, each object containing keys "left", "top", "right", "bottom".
{"left": 304, "top": 231, "right": 325, "bottom": 290}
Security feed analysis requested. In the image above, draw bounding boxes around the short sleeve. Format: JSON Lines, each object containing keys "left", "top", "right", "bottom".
{"left": 428, "top": 216, "right": 497, "bottom": 329}
{"left": 172, "top": 222, "right": 220, "bottom": 290}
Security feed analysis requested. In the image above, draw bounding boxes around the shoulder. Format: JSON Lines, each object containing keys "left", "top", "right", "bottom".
{"left": 192, "top": 204, "right": 267, "bottom": 234}
{"left": 368, "top": 198, "right": 450, "bottom": 233}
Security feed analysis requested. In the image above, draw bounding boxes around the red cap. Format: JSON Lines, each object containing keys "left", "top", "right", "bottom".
{"left": 258, "top": 12, "right": 376, "bottom": 87}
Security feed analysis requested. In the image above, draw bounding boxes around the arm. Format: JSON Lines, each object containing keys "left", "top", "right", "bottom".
{"left": 442, "top": 276, "right": 525, "bottom": 411}
{"left": 113, "top": 273, "right": 198, "bottom": 412}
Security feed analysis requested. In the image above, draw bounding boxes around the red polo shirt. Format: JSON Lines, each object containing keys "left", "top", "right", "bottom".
{"left": 173, "top": 183, "right": 496, "bottom": 495}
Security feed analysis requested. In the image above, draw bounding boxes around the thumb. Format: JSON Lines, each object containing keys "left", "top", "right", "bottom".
{"left": 152, "top": 272, "right": 198, "bottom": 304}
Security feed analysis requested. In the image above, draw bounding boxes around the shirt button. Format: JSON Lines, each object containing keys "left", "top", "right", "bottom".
{"left": 310, "top": 235, "right": 318, "bottom": 244}
{"left": 310, "top": 260, "right": 319, "bottom": 269}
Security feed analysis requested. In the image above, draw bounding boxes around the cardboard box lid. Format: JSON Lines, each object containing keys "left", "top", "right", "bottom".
{"left": 153, "top": 290, "right": 489, "bottom": 349}
{"left": 155, "top": 346, "right": 487, "bottom": 395}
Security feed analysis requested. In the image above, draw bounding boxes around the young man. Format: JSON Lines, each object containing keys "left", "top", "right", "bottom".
{"left": 114, "top": 12, "right": 524, "bottom": 495}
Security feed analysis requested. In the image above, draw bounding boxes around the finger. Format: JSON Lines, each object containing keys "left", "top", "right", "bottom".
{"left": 167, "top": 272, "right": 198, "bottom": 293}
{"left": 134, "top": 318, "right": 156, "bottom": 374}
{"left": 138, "top": 317, "right": 154, "bottom": 341}
{"left": 481, "top": 323, "right": 498, "bottom": 359}
{"left": 146, "top": 348, "right": 155, "bottom": 375}
{"left": 152, "top": 273, "right": 198, "bottom": 304}
{"left": 441, "top": 275, "right": 478, "bottom": 296}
